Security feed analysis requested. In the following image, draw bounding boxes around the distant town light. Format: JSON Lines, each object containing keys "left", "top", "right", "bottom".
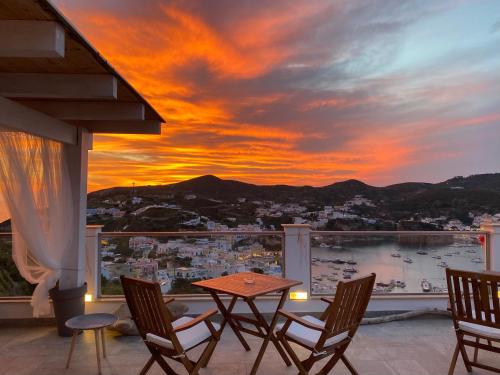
{"left": 290, "top": 291, "right": 308, "bottom": 300}
{"left": 84, "top": 294, "right": 93, "bottom": 303}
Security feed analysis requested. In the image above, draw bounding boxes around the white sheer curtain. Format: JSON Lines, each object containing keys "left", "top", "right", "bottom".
{"left": 0, "top": 130, "right": 74, "bottom": 317}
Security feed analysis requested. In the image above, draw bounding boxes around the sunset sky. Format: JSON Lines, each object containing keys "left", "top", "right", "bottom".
{"left": 55, "top": 0, "right": 500, "bottom": 191}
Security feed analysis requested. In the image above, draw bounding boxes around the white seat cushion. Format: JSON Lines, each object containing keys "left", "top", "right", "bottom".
{"left": 458, "top": 312, "right": 500, "bottom": 339}
{"left": 146, "top": 316, "right": 220, "bottom": 350}
{"left": 276, "top": 315, "right": 349, "bottom": 348}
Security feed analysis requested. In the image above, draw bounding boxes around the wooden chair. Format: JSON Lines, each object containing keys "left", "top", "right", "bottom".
{"left": 446, "top": 268, "right": 500, "bottom": 375}
{"left": 276, "top": 273, "right": 376, "bottom": 375}
{"left": 120, "top": 276, "right": 221, "bottom": 375}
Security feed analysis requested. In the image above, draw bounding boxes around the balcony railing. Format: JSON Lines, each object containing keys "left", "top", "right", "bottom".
{"left": 0, "top": 226, "right": 496, "bottom": 305}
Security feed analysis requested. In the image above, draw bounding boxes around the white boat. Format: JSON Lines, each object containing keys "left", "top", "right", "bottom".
{"left": 421, "top": 279, "right": 431, "bottom": 293}
{"left": 432, "top": 255, "right": 441, "bottom": 259}
{"left": 403, "top": 257, "right": 413, "bottom": 264}
{"left": 416, "top": 250, "right": 428, "bottom": 255}
{"left": 437, "top": 261, "right": 448, "bottom": 268}
{"left": 319, "top": 243, "right": 329, "bottom": 248}
{"left": 471, "top": 257, "right": 482, "bottom": 263}
{"left": 391, "top": 253, "right": 401, "bottom": 258}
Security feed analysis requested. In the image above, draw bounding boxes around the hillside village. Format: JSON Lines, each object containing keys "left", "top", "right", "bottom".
{"left": 85, "top": 174, "right": 500, "bottom": 294}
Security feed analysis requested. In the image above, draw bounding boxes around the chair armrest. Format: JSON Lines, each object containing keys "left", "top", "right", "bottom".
{"left": 163, "top": 297, "right": 175, "bottom": 304}
{"left": 321, "top": 297, "right": 334, "bottom": 305}
{"left": 277, "top": 309, "right": 326, "bottom": 332}
{"left": 174, "top": 308, "right": 218, "bottom": 333}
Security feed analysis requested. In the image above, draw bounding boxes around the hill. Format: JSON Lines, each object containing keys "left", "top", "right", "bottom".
{"left": 83, "top": 173, "right": 500, "bottom": 232}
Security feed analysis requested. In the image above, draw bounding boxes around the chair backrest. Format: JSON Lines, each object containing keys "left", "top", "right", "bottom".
{"left": 446, "top": 268, "right": 500, "bottom": 329}
{"left": 320, "top": 273, "right": 376, "bottom": 345}
{"left": 120, "top": 276, "right": 174, "bottom": 340}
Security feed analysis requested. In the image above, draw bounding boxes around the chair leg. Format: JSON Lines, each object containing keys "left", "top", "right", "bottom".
{"left": 317, "top": 344, "right": 349, "bottom": 375}
{"left": 301, "top": 353, "right": 316, "bottom": 372}
{"left": 341, "top": 355, "right": 359, "bottom": 375}
{"left": 473, "top": 337, "right": 479, "bottom": 362}
{"left": 457, "top": 335, "right": 473, "bottom": 372}
{"left": 278, "top": 336, "right": 309, "bottom": 374}
{"left": 199, "top": 338, "right": 218, "bottom": 368}
{"left": 190, "top": 339, "right": 218, "bottom": 375}
{"left": 448, "top": 342, "right": 460, "bottom": 375}
{"left": 139, "top": 355, "right": 156, "bottom": 375}
{"left": 155, "top": 353, "right": 180, "bottom": 375}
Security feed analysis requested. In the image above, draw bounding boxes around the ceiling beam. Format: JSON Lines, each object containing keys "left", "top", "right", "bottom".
{"left": 0, "top": 20, "right": 65, "bottom": 58}
{"left": 0, "top": 96, "right": 77, "bottom": 145}
{"left": 17, "top": 100, "right": 145, "bottom": 120}
{"left": 68, "top": 120, "right": 162, "bottom": 135}
{"left": 0, "top": 73, "right": 117, "bottom": 100}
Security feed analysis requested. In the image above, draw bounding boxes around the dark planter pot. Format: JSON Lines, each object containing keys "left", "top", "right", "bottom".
{"left": 49, "top": 282, "right": 87, "bottom": 337}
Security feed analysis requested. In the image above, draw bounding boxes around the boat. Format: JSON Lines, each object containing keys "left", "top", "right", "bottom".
{"left": 403, "top": 257, "right": 413, "bottom": 264}
{"left": 376, "top": 282, "right": 391, "bottom": 288}
{"left": 346, "top": 260, "right": 357, "bottom": 265}
{"left": 465, "top": 249, "right": 476, "bottom": 254}
{"left": 391, "top": 253, "right": 401, "bottom": 258}
{"left": 416, "top": 250, "right": 428, "bottom": 255}
{"left": 395, "top": 280, "right": 406, "bottom": 288}
{"left": 327, "top": 276, "right": 338, "bottom": 282}
{"left": 437, "top": 261, "right": 448, "bottom": 268}
{"left": 332, "top": 259, "right": 346, "bottom": 264}
{"left": 444, "top": 253, "right": 453, "bottom": 257}
{"left": 471, "top": 257, "right": 482, "bottom": 263}
{"left": 319, "top": 243, "right": 329, "bottom": 248}
{"left": 343, "top": 274, "right": 352, "bottom": 279}
{"left": 421, "top": 279, "right": 431, "bottom": 293}
{"left": 432, "top": 255, "right": 441, "bottom": 259}
{"left": 343, "top": 268, "right": 358, "bottom": 273}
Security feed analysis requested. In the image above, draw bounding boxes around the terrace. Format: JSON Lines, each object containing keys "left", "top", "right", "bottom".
{"left": 1, "top": 1, "right": 500, "bottom": 375}
{"left": 1, "top": 317, "right": 498, "bottom": 375}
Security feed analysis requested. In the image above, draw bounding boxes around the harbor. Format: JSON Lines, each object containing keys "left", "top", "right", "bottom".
{"left": 311, "top": 237, "right": 484, "bottom": 294}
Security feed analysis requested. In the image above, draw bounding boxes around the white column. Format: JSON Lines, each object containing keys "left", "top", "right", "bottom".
{"left": 282, "top": 224, "right": 311, "bottom": 297}
{"left": 86, "top": 225, "right": 103, "bottom": 299}
{"left": 59, "top": 128, "right": 92, "bottom": 290}
{"left": 481, "top": 223, "right": 500, "bottom": 272}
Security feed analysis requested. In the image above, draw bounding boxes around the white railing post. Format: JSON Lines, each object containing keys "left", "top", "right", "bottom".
{"left": 282, "top": 224, "right": 311, "bottom": 298}
{"left": 482, "top": 223, "right": 500, "bottom": 272}
{"left": 85, "top": 225, "right": 103, "bottom": 299}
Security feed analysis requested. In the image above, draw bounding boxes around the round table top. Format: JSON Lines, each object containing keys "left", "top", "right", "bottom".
{"left": 65, "top": 313, "right": 118, "bottom": 330}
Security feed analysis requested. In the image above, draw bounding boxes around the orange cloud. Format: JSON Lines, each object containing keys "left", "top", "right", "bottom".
{"left": 51, "top": 0, "right": 500, "bottom": 192}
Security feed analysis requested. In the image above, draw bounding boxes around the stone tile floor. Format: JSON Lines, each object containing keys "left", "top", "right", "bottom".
{"left": 0, "top": 316, "right": 498, "bottom": 375}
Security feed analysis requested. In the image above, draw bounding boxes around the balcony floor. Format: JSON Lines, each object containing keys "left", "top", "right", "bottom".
{"left": 0, "top": 316, "right": 498, "bottom": 375}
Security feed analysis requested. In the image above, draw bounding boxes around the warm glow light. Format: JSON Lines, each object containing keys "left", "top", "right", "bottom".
{"left": 497, "top": 290, "right": 500, "bottom": 299}
{"left": 290, "top": 291, "right": 308, "bottom": 300}
{"left": 85, "top": 294, "right": 93, "bottom": 303}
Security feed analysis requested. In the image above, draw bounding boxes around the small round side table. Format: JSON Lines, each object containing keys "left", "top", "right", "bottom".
{"left": 65, "top": 313, "right": 118, "bottom": 374}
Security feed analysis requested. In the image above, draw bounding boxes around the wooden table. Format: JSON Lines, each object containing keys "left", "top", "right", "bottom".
{"left": 193, "top": 272, "right": 301, "bottom": 375}
{"left": 65, "top": 313, "right": 118, "bottom": 375}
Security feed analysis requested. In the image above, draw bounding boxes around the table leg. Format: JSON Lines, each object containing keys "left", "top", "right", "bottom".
{"left": 210, "top": 291, "right": 250, "bottom": 351}
{"left": 247, "top": 296, "right": 291, "bottom": 367}
{"left": 65, "top": 330, "right": 78, "bottom": 369}
{"left": 101, "top": 328, "right": 107, "bottom": 358}
{"left": 249, "top": 289, "right": 290, "bottom": 375}
{"left": 94, "top": 329, "right": 102, "bottom": 375}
